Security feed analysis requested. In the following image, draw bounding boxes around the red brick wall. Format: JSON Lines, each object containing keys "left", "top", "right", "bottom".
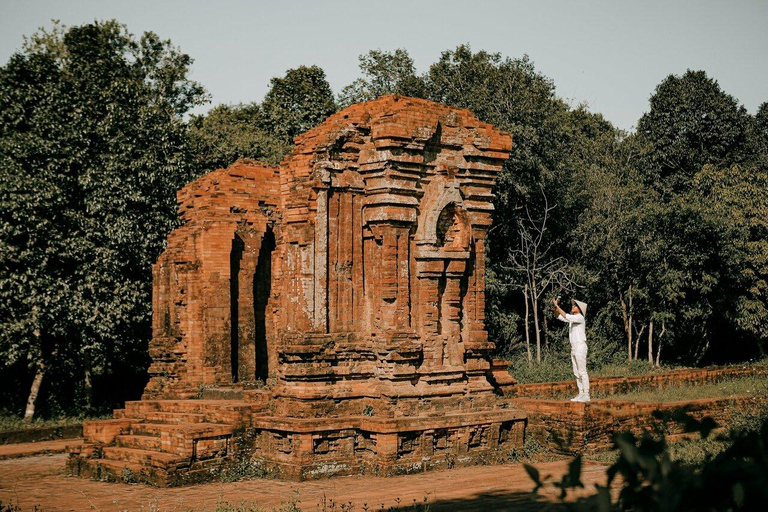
{"left": 145, "top": 96, "right": 514, "bottom": 414}
{"left": 144, "top": 161, "right": 280, "bottom": 398}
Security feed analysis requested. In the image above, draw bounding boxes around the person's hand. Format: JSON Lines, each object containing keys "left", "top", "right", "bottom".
{"left": 552, "top": 298, "right": 558, "bottom": 307}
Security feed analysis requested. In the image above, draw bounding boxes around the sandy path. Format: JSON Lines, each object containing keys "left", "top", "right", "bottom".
{"left": 0, "top": 453, "right": 609, "bottom": 511}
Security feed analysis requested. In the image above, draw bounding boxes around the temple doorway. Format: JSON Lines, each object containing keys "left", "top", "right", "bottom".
{"left": 253, "top": 227, "right": 275, "bottom": 382}
{"left": 230, "top": 227, "right": 275, "bottom": 384}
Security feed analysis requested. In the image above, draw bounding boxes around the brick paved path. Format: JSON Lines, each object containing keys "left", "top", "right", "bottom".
{"left": 0, "top": 454, "right": 609, "bottom": 511}
{"left": 0, "top": 439, "right": 79, "bottom": 460}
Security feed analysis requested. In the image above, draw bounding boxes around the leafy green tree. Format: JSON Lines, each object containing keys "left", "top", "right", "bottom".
{"left": 755, "top": 101, "right": 768, "bottom": 154}
{"left": 0, "top": 20, "right": 206, "bottom": 418}
{"left": 260, "top": 65, "right": 337, "bottom": 143}
{"left": 188, "top": 102, "right": 291, "bottom": 171}
{"left": 567, "top": 133, "right": 653, "bottom": 361}
{"left": 338, "top": 49, "right": 428, "bottom": 107}
{"left": 693, "top": 162, "right": 768, "bottom": 359}
{"left": 637, "top": 70, "right": 754, "bottom": 193}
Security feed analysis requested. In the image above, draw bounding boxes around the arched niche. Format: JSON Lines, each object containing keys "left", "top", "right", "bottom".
{"left": 435, "top": 203, "right": 471, "bottom": 252}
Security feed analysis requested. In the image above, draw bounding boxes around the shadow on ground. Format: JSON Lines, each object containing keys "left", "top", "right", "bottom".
{"left": 390, "top": 489, "right": 569, "bottom": 512}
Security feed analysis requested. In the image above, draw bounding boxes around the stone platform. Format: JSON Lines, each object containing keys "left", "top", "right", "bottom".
{"left": 68, "top": 392, "right": 526, "bottom": 485}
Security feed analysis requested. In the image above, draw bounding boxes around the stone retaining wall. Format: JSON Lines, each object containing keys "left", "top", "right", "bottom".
{"left": 516, "top": 394, "right": 767, "bottom": 454}
{"left": 1, "top": 425, "right": 82, "bottom": 445}
{"left": 513, "top": 365, "right": 768, "bottom": 399}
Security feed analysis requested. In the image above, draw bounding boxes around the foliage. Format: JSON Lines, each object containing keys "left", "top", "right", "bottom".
{"left": 563, "top": 71, "right": 768, "bottom": 365}
{"left": 188, "top": 103, "right": 290, "bottom": 170}
{"left": 592, "top": 374, "right": 768, "bottom": 402}
{"left": 692, "top": 162, "right": 768, "bottom": 360}
{"left": 637, "top": 69, "right": 755, "bottom": 193}
{"left": 0, "top": 20, "right": 206, "bottom": 417}
{"left": 527, "top": 411, "right": 768, "bottom": 511}
{"left": 0, "top": 412, "right": 104, "bottom": 432}
{"left": 508, "top": 334, "right": 671, "bottom": 385}
{"left": 189, "top": 65, "right": 336, "bottom": 174}
{"left": 260, "top": 65, "right": 337, "bottom": 143}
{"left": 338, "top": 49, "right": 428, "bottom": 107}
{"left": 756, "top": 101, "right": 768, "bottom": 153}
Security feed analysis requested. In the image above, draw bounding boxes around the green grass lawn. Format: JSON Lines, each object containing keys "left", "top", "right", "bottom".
{"left": 0, "top": 413, "right": 107, "bottom": 433}
{"left": 592, "top": 374, "right": 768, "bottom": 402}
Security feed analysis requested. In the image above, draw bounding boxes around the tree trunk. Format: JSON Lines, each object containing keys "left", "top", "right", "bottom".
{"left": 24, "top": 362, "right": 46, "bottom": 421}
{"left": 655, "top": 321, "right": 666, "bottom": 367}
{"left": 523, "top": 286, "right": 531, "bottom": 362}
{"left": 83, "top": 352, "right": 93, "bottom": 411}
{"left": 533, "top": 296, "right": 541, "bottom": 363}
{"left": 634, "top": 324, "right": 645, "bottom": 361}
{"left": 648, "top": 320, "right": 654, "bottom": 364}
{"left": 621, "top": 285, "right": 633, "bottom": 361}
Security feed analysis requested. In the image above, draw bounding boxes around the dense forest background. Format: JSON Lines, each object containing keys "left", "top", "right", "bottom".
{"left": 1, "top": 21, "right": 767, "bottom": 419}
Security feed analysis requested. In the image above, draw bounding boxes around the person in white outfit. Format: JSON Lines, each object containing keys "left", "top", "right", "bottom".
{"left": 552, "top": 298, "right": 590, "bottom": 402}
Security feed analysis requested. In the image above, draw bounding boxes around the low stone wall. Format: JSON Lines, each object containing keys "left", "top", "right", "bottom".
{"left": 515, "top": 394, "right": 767, "bottom": 454}
{"left": 513, "top": 365, "right": 768, "bottom": 399}
{"left": 1, "top": 424, "right": 82, "bottom": 445}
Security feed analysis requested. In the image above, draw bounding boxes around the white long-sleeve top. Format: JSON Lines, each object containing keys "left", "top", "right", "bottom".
{"left": 557, "top": 313, "right": 587, "bottom": 348}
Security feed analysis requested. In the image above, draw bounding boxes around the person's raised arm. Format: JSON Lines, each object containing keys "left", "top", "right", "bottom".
{"left": 552, "top": 298, "right": 567, "bottom": 321}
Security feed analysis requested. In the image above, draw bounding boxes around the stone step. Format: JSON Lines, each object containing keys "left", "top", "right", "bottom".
{"left": 123, "top": 400, "right": 256, "bottom": 423}
{"left": 142, "top": 411, "right": 208, "bottom": 424}
{"left": 83, "top": 418, "right": 134, "bottom": 444}
{"left": 129, "top": 422, "right": 168, "bottom": 437}
{"left": 201, "top": 388, "right": 245, "bottom": 400}
{"left": 112, "top": 408, "right": 127, "bottom": 419}
{"left": 115, "top": 434, "right": 162, "bottom": 451}
{"left": 87, "top": 458, "right": 146, "bottom": 480}
{"left": 93, "top": 458, "right": 144, "bottom": 475}
{"left": 129, "top": 422, "right": 234, "bottom": 438}
{"left": 67, "top": 454, "right": 173, "bottom": 486}
{"left": 102, "top": 446, "right": 184, "bottom": 468}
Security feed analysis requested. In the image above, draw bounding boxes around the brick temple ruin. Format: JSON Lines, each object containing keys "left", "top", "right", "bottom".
{"left": 68, "top": 95, "right": 526, "bottom": 485}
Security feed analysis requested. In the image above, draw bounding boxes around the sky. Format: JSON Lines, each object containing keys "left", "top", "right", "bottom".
{"left": 1, "top": 0, "right": 766, "bottom": 132}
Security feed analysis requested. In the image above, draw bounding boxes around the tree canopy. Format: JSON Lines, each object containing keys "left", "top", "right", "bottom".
{"left": 0, "top": 20, "right": 207, "bottom": 416}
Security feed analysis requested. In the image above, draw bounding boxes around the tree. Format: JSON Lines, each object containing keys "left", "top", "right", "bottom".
{"left": 260, "top": 65, "right": 337, "bottom": 143}
{"left": 188, "top": 102, "right": 291, "bottom": 172}
{"left": 0, "top": 20, "right": 206, "bottom": 418}
{"left": 755, "top": 101, "right": 768, "bottom": 155}
{"left": 338, "top": 49, "right": 428, "bottom": 107}
{"left": 506, "top": 191, "right": 578, "bottom": 362}
{"left": 637, "top": 70, "right": 754, "bottom": 193}
{"left": 692, "top": 162, "right": 768, "bottom": 359}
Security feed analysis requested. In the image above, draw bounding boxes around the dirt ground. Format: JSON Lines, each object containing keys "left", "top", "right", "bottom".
{"left": 0, "top": 453, "right": 610, "bottom": 511}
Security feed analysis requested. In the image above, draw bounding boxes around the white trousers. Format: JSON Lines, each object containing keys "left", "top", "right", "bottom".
{"left": 571, "top": 343, "right": 589, "bottom": 395}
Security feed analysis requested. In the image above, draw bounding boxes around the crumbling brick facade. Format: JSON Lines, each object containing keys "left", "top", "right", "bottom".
{"left": 144, "top": 162, "right": 281, "bottom": 398}
{"left": 69, "top": 96, "right": 526, "bottom": 483}
{"left": 146, "top": 95, "right": 513, "bottom": 410}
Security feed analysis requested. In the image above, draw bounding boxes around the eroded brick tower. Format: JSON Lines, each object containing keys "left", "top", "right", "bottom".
{"left": 70, "top": 96, "right": 524, "bottom": 484}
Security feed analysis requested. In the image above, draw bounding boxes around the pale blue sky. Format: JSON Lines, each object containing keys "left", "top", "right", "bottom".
{"left": 1, "top": 0, "right": 766, "bottom": 131}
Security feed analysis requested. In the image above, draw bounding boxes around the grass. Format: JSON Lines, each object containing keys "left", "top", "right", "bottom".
{"left": 592, "top": 374, "right": 768, "bottom": 402}
{"left": 0, "top": 413, "right": 108, "bottom": 432}
{"left": 508, "top": 346, "right": 768, "bottom": 387}
{"left": 508, "top": 343, "right": 681, "bottom": 385}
